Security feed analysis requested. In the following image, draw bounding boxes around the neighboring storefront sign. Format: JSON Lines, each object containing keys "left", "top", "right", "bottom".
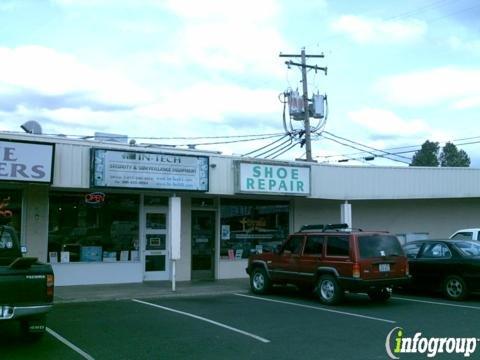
{"left": 90, "top": 149, "right": 209, "bottom": 191}
{"left": 235, "top": 161, "right": 310, "bottom": 195}
{"left": 0, "top": 140, "right": 54, "bottom": 183}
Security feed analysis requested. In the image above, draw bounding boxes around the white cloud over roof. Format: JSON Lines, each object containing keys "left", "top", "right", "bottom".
{"left": 375, "top": 67, "right": 480, "bottom": 108}
{"left": 331, "top": 15, "right": 427, "bottom": 44}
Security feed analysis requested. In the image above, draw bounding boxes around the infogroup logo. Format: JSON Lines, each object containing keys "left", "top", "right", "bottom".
{"left": 385, "top": 327, "right": 479, "bottom": 359}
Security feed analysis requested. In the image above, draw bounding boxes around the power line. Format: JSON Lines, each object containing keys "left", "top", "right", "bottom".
{"left": 318, "top": 134, "right": 411, "bottom": 165}
{"left": 82, "top": 132, "right": 286, "bottom": 141}
{"left": 269, "top": 140, "right": 302, "bottom": 159}
{"left": 177, "top": 134, "right": 287, "bottom": 147}
{"left": 252, "top": 137, "right": 293, "bottom": 158}
{"left": 316, "top": 135, "right": 480, "bottom": 161}
{"left": 8, "top": 130, "right": 290, "bottom": 147}
{"left": 322, "top": 131, "right": 411, "bottom": 160}
{"left": 242, "top": 134, "right": 291, "bottom": 157}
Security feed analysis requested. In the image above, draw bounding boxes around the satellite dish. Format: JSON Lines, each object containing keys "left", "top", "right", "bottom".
{"left": 21, "top": 121, "right": 42, "bottom": 135}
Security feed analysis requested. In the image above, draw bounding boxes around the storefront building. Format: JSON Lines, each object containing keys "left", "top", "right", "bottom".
{"left": 2, "top": 132, "right": 480, "bottom": 286}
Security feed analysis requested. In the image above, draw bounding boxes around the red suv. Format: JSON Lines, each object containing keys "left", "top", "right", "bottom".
{"left": 246, "top": 224, "right": 410, "bottom": 305}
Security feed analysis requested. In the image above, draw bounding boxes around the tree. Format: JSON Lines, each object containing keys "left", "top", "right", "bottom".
{"left": 410, "top": 140, "right": 440, "bottom": 166}
{"left": 439, "top": 142, "right": 471, "bottom": 167}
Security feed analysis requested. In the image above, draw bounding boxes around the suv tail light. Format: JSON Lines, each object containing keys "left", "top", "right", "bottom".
{"left": 352, "top": 263, "right": 361, "bottom": 278}
{"left": 46, "top": 274, "right": 54, "bottom": 301}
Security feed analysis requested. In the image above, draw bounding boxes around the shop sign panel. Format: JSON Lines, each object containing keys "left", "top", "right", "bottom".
{"left": 236, "top": 161, "right": 310, "bottom": 196}
{"left": 91, "top": 149, "right": 209, "bottom": 191}
{"left": 0, "top": 140, "right": 54, "bottom": 183}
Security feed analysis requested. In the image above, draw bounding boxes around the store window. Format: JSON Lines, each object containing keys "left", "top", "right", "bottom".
{"left": 220, "top": 199, "right": 289, "bottom": 259}
{"left": 48, "top": 192, "right": 139, "bottom": 263}
{"left": 0, "top": 190, "right": 22, "bottom": 238}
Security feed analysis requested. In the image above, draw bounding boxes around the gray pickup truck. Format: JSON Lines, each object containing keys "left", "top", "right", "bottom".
{"left": 0, "top": 224, "right": 54, "bottom": 339}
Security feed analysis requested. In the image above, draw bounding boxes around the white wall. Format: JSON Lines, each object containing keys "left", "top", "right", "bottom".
{"left": 293, "top": 198, "right": 343, "bottom": 231}
{"left": 351, "top": 198, "right": 480, "bottom": 239}
{"left": 217, "top": 259, "right": 248, "bottom": 279}
{"left": 22, "top": 184, "right": 49, "bottom": 262}
{"left": 175, "top": 197, "right": 192, "bottom": 281}
{"left": 312, "top": 165, "right": 480, "bottom": 200}
{"left": 293, "top": 197, "right": 480, "bottom": 240}
{"left": 53, "top": 262, "right": 143, "bottom": 286}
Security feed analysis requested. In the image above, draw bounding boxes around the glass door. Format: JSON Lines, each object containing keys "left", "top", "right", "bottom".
{"left": 143, "top": 210, "right": 169, "bottom": 281}
{"left": 191, "top": 210, "right": 216, "bottom": 280}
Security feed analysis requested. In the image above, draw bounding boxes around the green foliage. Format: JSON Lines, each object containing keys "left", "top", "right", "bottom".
{"left": 439, "top": 142, "right": 471, "bottom": 167}
{"left": 410, "top": 140, "right": 470, "bottom": 167}
{"left": 410, "top": 140, "right": 439, "bottom": 166}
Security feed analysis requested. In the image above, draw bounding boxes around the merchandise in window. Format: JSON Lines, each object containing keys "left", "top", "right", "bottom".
{"left": 0, "top": 190, "right": 22, "bottom": 237}
{"left": 220, "top": 199, "right": 289, "bottom": 260}
{"left": 48, "top": 192, "right": 139, "bottom": 263}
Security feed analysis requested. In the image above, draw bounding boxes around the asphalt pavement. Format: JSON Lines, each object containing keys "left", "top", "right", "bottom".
{"left": 53, "top": 278, "right": 251, "bottom": 303}
{"left": 4, "top": 287, "right": 480, "bottom": 360}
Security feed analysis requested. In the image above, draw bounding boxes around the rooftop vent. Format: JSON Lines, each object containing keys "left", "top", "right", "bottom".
{"left": 20, "top": 121, "right": 42, "bottom": 135}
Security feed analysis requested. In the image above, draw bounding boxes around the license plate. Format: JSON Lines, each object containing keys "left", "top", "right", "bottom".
{"left": 379, "top": 264, "right": 390, "bottom": 272}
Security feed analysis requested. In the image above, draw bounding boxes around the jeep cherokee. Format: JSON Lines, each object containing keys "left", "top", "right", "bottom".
{"left": 246, "top": 223, "right": 410, "bottom": 305}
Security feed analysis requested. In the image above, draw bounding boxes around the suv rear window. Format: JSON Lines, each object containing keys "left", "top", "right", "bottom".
{"left": 358, "top": 235, "right": 403, "bottom": 258}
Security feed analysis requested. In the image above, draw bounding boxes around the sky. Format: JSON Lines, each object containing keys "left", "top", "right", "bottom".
{"left": 0, "top": 0, "right": 479, "bottom": 166}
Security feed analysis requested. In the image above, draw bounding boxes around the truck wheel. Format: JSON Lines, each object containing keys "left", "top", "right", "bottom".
{"left": 20, "top": 316, "right": 46, "bottom": 341}
{"left": 368, "top": 288, "right": 391, "bottom": 302}
{"left": 250, "top": 268, "right": 271, "bottom": 294}
{"left": 316, "top": 275, "right": 344, "bottom": 305}
{"left": 444, "top": 275, "right": 467, "bottom": 300}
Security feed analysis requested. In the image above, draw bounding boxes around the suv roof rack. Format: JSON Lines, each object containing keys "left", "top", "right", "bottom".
{"left": 299, "top": 223, "right": 349, "bottom": 232}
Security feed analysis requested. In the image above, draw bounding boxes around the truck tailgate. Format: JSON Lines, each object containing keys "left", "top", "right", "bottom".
{"left": 0, "top": 264, "right": 52, "bottom": 305}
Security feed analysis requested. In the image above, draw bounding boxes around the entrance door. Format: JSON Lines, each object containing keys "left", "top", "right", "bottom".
{"left": 191, "top": 210, "right": 216, "bottom": 280}
{"left": 143, "top": 209, "right": 169, "bottom": 281}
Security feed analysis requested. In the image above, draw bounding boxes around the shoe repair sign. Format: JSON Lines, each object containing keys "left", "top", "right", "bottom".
{"left": 235, "top": 161, "right": 310, "bottom": 196}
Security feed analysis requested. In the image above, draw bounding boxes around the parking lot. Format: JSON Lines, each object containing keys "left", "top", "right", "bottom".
{"left": 1, "top": 288, "right": 480, "bottom": 360}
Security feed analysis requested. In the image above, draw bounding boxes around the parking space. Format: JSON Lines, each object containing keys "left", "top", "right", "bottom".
{"left": 2, "top": 290, "right": 480, "bottom": 359}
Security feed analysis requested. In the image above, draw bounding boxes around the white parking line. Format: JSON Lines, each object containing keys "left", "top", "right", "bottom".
{"left": 234, "top": 293, "right": 396, "bottom": 324}
{"left": 46, "top": 327, "right": 95, "bottom": 360}
{"left": 132, "top": 299, "right": 270, "bottom": 343}
{"left": 392, "top": 296, "right": 480, "bottom": 310}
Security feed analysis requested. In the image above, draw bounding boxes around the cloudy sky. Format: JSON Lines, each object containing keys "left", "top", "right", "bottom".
{"left": 0, "top": 0, "right": 479, "bottom": 166}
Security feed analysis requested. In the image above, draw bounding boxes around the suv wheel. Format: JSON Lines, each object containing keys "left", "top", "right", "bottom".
{"left": 250, "top": 268, "right": 271, "bottom": 294}
{"left": 444, "top": 275, "right": 467, "bottom": 300}
{"left": 316, "top": 275, "right": 343, "bottom": 305}
{"left": 367, "top": 288, "right": 391, "bottom": 302}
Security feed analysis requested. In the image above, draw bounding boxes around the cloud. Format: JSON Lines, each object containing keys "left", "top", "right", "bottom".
{"left": 164, "top": 0, "right": 280, "bottom": 22}
{"left": 158, "top": 0, "right": 286, "bottom": 77}
{"left": 376, "top": 67, "right": 480, "bottom": 108}
{"left": 0, "top": 90, "right": 132, "bottom": 112}
{"left": 137, "top": 82, "right": 280, "bottom": 124}
{"left": 448, "top": 35, "right": 480, "bottom": 55}
{"left": 0, "top": 46, "right": 152, "bottom": 107}
{"left": 348, "top": 108, "right": 430, "bottom": 137}
{"left": 331, "top": 15, "right": 426, "bottom": 44}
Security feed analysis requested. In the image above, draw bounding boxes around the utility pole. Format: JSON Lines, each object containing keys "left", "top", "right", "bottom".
{"left": 280, "top": 48, "right": 327, "bottom": 162}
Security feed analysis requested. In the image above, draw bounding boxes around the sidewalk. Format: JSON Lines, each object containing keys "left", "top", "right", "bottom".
{"left": 54, "top": 278, "right": 250, "bottom": 304}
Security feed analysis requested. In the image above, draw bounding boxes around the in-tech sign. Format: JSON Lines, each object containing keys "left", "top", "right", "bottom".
{"left": 91, "top": 149, "right": 209, "bottom": 191}
{"left": 236, "top": 162, "right": 310, "bottom": 196}
{"left": 0, "top": 141, "right": 54, "bottom": 183}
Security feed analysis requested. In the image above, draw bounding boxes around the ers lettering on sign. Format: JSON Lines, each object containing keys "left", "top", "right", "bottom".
{"left": 0, "top": 146, "right": 47, "bottom": 179}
